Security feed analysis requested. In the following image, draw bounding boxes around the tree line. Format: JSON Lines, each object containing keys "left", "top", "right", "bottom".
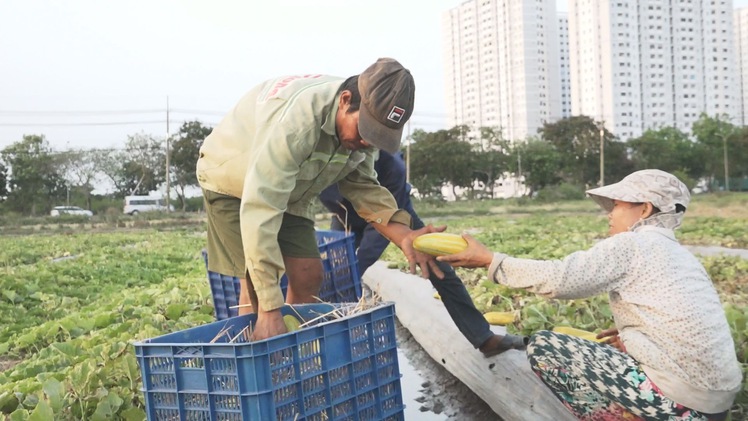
{"left": 0, "top": 121, "right": 210, "bottom": 215}
{"left": 408, "top": 113, "right": 748, "bottom": 199}
{"left": 0, "top": 113, "right": 746, "bottom": 216}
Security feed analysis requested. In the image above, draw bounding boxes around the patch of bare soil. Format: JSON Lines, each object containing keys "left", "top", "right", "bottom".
{"left": 396, "top": 321, "right": 502, "bottom": 421}
{"left": 0, "top": 216, "right": 206, "bottom": 236}
{"left": 686, "top": 203, "right": 748, "bottom": 219}
{"left": 0, "top": 356, "right": 21, "bottom": 372}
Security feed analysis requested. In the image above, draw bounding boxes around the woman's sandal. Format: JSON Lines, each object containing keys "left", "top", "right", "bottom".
{"left": 479, "top": 334, "right": 529, "bottom": 358}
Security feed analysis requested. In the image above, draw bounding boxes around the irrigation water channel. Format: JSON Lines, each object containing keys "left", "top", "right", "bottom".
{"left": 395, "top": 320, "right": 499, "bottom": 421}
{"left": 390, "top": 245, "right": 748, "bottom": 420}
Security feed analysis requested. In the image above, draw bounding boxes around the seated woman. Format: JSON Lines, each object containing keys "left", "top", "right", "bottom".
{"left": 437, "top": 170, "right": 741, "bottom": 421}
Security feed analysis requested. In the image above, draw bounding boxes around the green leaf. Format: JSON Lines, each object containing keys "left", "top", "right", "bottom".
{"left": 109, "top": 341, "right": 128, "bottom": 359}
{"left": 165, "top": 303, "right": 189, "bottom": 320}
{"left": 94, "top": 313, "right": 115, "bottom": 329}
{"left": 2, "top": 290, "right": 20, "bottom": 304}
{"left": 50, "top": 342, "right": 81, "bottom": 358}
{"left": 91, "top": 390, "right": 123, "bottom": 421}
{"left": 59, "top": 318, "right": 77, "bottom": 332}
{"left": 21, "top": 393, "right": 38, "bottom": 409}
{"left": 123, "top": 354, "right": 141, "bottom": 386}
{"left": 41, "top": 378, "right": 63, "bottom": 413}
{"left": 9, "top": 407, "right": 29, "bottom": 421}
{"left": 108, "top": 391, "right": 124, "bottom": 409}
{"left": 120, "top": 406, "right": 147, "bottom": 421}
{"left": 0, "top": 391, "right": 20, "bottom": 414}
{"left": 27, "top": 400, "right": 53, "bottom": 421}
{"left": 69, "top": 361, "right": 94, "bottom": 394}
{"left": 91, "top": 405, "right": 111, "bottom": 421}
{"left": 14, "top": 332, "right": 38, "bottom": 350}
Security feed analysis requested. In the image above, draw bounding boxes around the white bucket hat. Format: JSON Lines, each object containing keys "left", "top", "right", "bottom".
{"left": 586, "top": 170, "right": 690, "bottom": 230}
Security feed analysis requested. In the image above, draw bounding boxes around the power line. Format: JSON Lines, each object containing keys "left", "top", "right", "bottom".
{"left": 0, "top": 120, "right": 166, "bottom": 127}
{"left": 0, "top": 109, "right": 164, "bottom": 116}
{"left": 0, "top": 108, "right": 227, "bottom": 116}
{"left": 0, "top": 107, "right": 446, "bottom": 118}
{"left": 0, "top": 119, "right": 221, "bottom": 128}
{"left": 170, "top": 108, "right": 227, "bottom": 116}
{"left": 48, "top": 147, "right": 126, "bottom": 154}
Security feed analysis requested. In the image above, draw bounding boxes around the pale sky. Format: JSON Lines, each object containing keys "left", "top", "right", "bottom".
{"left": 0, "top": 0, "right": 464, "bottom": 150}
{"left": 1, "top": 0, "right": 746, "bottom": 151}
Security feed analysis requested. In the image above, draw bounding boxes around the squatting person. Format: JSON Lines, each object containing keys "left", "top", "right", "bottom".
{"left": 438, "top": 170, "right": 741, "bottom": 420}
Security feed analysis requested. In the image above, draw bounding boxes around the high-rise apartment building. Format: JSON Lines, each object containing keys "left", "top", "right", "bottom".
{"left": 735, "top": 7, "right": 748, "bottom": 125}
{"left": 568, "top": 0, "right": 738, "bottom": 139}
{"left": 443, "top": 0, "right": 563, "bottom": 141}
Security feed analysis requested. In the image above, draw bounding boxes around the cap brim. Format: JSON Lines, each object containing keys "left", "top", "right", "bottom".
{"left": 358, "top": 104, "right": 403, "bottom": 154}
{"left": 585, "top": 184, "right": 623, "bottom": 213}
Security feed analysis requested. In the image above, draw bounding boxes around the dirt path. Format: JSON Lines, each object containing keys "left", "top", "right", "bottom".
{"left": 685, "top": 245, "right": 748, "bottom": 259}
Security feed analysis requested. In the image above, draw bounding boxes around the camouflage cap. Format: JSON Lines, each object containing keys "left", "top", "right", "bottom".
{"left": 586, "top": 169, "right": 691, "bottom": 213}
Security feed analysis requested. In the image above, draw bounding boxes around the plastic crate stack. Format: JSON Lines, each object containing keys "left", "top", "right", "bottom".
{"left": 134, "top": 302, "right": 404, "bottom": 421}
{"left": 203, "top": 230, "right": 361, "bottom": 320}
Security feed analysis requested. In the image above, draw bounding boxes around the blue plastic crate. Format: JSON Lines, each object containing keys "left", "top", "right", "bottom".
{"left": 202, "top": 257, "right": 241, "bottom": 321}
{"left": 134, "top": 302, "right": 404, "bottom": 421}
{"left": 203, "top": 230, "right": 361, "bottom": 320}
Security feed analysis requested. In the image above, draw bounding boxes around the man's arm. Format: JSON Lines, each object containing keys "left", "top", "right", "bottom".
{"left": 241, "top": 128, "right": 313, "bottom": 312}
{"left": 240, "top": 105, "right": 322, "bottom": 339}
{"left": 338, "top": 151, "right": 444, "bottom": 278}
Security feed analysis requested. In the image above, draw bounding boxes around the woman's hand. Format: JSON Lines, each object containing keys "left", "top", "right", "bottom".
{"left": 436, "top": 233, "right": 494, "bottom": 268}
{"left": 597, "top": 327, "right": 627, "bottom": 353}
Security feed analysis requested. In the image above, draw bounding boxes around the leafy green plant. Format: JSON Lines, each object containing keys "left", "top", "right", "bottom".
{"left": 3, "top": 199, "right": 747, "bottom": 419}
{"left": 0, "top": 229, "right": 213, "bottom": 419}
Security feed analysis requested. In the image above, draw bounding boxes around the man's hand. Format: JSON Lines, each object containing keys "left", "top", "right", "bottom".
{"left": 596, "top": 327, "right": 626, "bottom": 353}
{"left": 401, "top": 224, "right": 446, "bottom": 279}
{"left": 437, "top": 233, "right": 494, "bottom": 268}
{"left": 251, "top": 308, "right": 287, "bottom": 341}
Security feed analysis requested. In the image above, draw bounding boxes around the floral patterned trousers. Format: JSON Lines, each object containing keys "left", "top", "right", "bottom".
{"left": 527, "top": 330, "right": 727, "bottom": 421}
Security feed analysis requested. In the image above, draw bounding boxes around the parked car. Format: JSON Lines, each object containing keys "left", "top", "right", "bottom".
{"left": 123, "top": 195, "right": 174, "bottom": 215}
{"left": 50, "top": 206, "right": 94, "bottom": 217}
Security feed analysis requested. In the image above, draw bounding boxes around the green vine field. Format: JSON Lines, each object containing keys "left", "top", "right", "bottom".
{"left": 0, "top": 230, "right": 214, "bottom": 420}
{"left": 0, "top": 198, "right": 746, "bottom": 419}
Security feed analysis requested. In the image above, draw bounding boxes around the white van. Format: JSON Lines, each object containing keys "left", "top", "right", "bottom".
{"left": 123, "top": 195, "right": 174, "bottom": 215}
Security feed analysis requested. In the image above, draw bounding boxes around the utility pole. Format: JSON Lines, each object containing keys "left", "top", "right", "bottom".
{"left": 717, "top": 115, "right": 730, "bottom": 192}
{"left": 598, "top": 120, "right": 605, "bottom": 187}
{"left": 517, "top": 147, "right": 522, "bottom": 194}
{"left": 723, "top": 133, "right": 729, "bottom": 192}
{"left": 165, "top": 96, "right": 171, "bottom": 212}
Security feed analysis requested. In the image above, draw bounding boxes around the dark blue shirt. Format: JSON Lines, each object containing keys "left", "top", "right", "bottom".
{"left": 319, "top": 151, "right": 423, "bottom": 275}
